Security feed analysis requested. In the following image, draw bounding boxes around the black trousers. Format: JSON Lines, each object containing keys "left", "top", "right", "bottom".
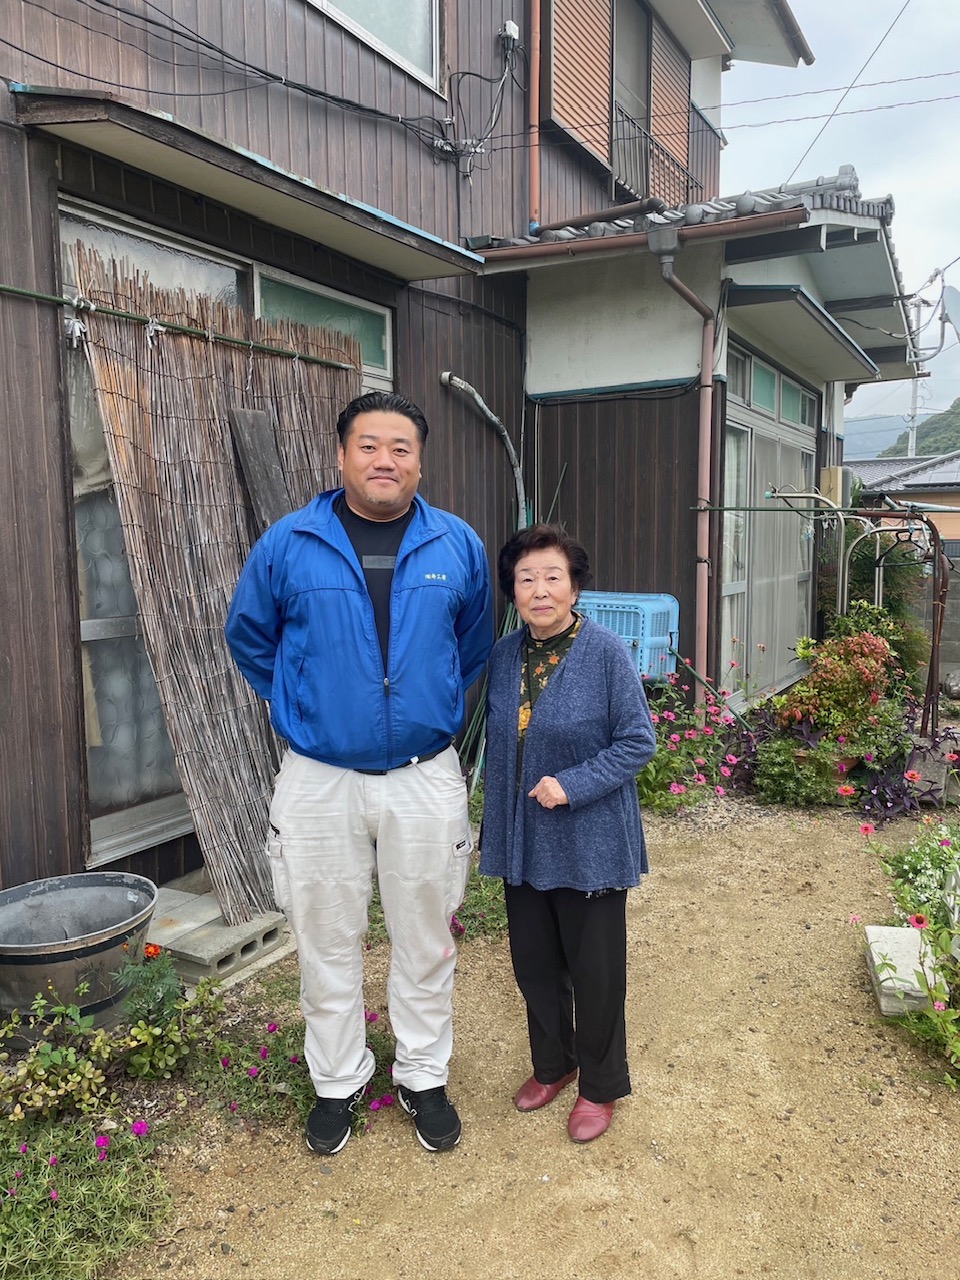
{"left": 504, "top": 881, "right": 631, "bottom": 1105}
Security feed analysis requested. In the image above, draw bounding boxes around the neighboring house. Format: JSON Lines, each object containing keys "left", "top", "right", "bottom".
{"left": 0, "top": 0, "right": 916, "bottom": 895}
{"left": 848, "top": 454, "right": 960, "bottom": 540}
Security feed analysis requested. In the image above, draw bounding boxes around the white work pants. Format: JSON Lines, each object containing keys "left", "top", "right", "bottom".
{"left": 265, "top": 747, "right": 472, "bottom": 1098}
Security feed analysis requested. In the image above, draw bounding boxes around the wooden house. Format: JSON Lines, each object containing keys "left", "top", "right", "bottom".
{"left": 0, "top": 1, "right": 916, "bottom": 898}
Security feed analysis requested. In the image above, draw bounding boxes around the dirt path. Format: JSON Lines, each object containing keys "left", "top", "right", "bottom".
{"left": 115, "top": 802, "right": 960, "bottom": 1280}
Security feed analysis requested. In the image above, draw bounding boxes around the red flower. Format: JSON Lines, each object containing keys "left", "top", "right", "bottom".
{"left": 908, "top": 914, "right": 929, "bottom": 930}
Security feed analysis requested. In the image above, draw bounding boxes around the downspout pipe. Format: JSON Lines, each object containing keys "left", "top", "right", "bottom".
{"left": 649, "top": 236, "right": 715, "bottom": 695}
{"left": 528, "top": 0, "right": 542, "bottom": 234}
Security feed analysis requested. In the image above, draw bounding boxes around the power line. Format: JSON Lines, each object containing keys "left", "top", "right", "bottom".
{"left": 784, "top": 0, "right": 916, "bottom": 183}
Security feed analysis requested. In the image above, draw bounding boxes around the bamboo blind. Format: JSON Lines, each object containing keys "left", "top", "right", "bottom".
{"left": 75, "top": 246, "right": 362, "bottom": 923}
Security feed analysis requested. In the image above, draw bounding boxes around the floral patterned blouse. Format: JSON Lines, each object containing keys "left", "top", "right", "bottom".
{"left": 516, "top": 613, "right": 584, "bottom": 775}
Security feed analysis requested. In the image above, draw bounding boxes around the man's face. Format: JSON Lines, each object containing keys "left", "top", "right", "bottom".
{"left": 337, "top": 410, "right": 423, "bottom": 521}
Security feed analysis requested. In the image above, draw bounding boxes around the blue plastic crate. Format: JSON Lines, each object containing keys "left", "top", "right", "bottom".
{"left": 577, "top": 591, "right": 680, "bottom": 680}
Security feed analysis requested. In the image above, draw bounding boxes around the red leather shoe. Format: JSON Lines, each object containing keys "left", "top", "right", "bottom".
{"left": 513, "top": 1070, "right": 578, "bottom": 1112}
{"left": 567, "top": 1096, "right": 616, "bottom": 1142}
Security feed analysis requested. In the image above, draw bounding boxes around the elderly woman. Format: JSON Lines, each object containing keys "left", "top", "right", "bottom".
{"left": 479, "top": 524, "right": 656, "bottom": 1142}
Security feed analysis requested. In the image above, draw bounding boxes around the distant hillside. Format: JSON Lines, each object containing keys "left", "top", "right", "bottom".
{"left": 843, "top": 414, "right": 917, "bottom": 459}
{"left": 877, "top": 397, "right": 960, "bottom": 458}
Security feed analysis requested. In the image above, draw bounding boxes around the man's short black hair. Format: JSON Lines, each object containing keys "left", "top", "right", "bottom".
{"left": 336, "top": 392, "right": 429, "bottom": 447}
{"left": 497, "top": 524, "right": 593, "bottom": 601}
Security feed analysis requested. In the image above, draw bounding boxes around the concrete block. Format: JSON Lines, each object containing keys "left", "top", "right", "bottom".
{"left": 864, "top": 925, "right": 936, "bottom": 1016}
{"left": 164, "top": 909, "right": 288, "bottom": 983}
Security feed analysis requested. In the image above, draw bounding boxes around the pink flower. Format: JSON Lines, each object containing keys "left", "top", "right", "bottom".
{"left": 905, "top": 770, "right": 922, "bottom": 783}
{"left": 248, "top": 1066, "right": 260, "bottom": 1078}
{"left": 685, "top": 729, "right": 698, "bottom": 740}
{"left": 715, "top": 786, "right": 726, "bottom": 796}
{"left": 381, "top": 1093, "right": 394, "bottom": 1107}
{"left": 18, "top": 1145, "right": 27, "bottom": 1155}
{"left": 95, "top": 1135, "right": 110, "bottom": 1151}
{"left": 848, "top": 914, "right": 862, "bottom": 925}
{"left": 667, "top": 742, "right": 678, "bottom": 751}
{"left": 946, "top": 753, "right": 959, "bottom": 763}
{"left": 50, "top": 1189, "right": 58, "bottom": 1202}
{"left": 940, "top": 839, "right": 952, "bottom": 848}
{"left": 860, "top": 823, "right": 875, "bottom": 836}
{"left": 934, "top": 1001, "right": 947, "bottom": 1012}
{"left": 267, "top": 1022, "right": 278, "bottom": 1034}
{"left": 131, "top": 1121, "right": 150, "bottom": 1137}
{"left": 229, "top": 1102, "right": 238, "bottom": 1113}
{"left": 908, "top": 914, "right": 930, "bottom": 930}
{"left": 837, "top": 762, "right": 847, "bottom": 774}
{"left": 721, "top": 714, "right": 734, "bottom": 726}
{"left": 220, "top": 1056, "right": 230, "bottom": 1070}
{"left": 669, "top": 782, "right": 687, "bottom": 795}
{"left": 260, "top": 1045, "right": 269, "bottom": 1060}
{"left": 650, "top": 713, "right": 660, "bottom": 723}
{"left": 837, "top": 736, "right": 846, "bottom": 745}
{"left": 836, "top": 784, "right": 856, "bottom": 797}
{"left": 669, "top": 733, "right": 681, "bottom": 743}
{"left": 663, "top": 711, "right": 676, "bottom": 721}
{"left": 289, "top": 1054, "right": 301, "bottom": 1064}
{"left": 702, "top": 726, "right": 714, "bottom": 736}
{"left": 365, "top": 1010, "right": 379, "bottom": 1023}
{"left": 693, "top": 773, "right": 706, "bottom": 785}
{"left": 720, "top": 765, "right": 732, "bottom": 778}
{"left": 369, "top": 1098, "right": 381, "bottom": 1111}
{"left": 49, "top": 1155, "right": 58, "bottom": 1166}
{"left": 725, "top": 754, "right": 739, "bottom": 765}
{"left": 864, "top": 752, "right": 875, "bottom": 763}
{"left": 694, "top": 757, "right": 706, "bottom": 766}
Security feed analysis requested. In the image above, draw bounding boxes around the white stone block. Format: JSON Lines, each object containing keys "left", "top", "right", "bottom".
{"left": 864, "top": 925, "right": 936, "bottom": 1016}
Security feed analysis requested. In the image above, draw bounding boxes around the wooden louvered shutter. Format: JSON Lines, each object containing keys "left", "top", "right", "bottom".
{"left": 544, "top": 0, "right": 613, "bottom": 166}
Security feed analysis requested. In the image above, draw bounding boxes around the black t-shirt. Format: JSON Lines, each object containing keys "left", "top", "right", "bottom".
{"left": 334, "top": 494, "right": 415, "bottom": 672}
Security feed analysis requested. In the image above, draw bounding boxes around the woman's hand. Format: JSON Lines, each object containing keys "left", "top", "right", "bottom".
{"left": 528, "top": 776, "right": 569, "bottom": 809}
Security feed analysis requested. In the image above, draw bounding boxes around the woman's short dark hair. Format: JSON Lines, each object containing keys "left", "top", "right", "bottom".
{"left": 497, "top": 524, "right": 593, "bottom": 600}
{"left": 336, "top": 391, "right": 429, "bottom": 447}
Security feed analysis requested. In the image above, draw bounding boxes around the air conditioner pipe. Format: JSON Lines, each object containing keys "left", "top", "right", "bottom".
{"left": 439, "top": 371, "right": 527, "bottom": 529}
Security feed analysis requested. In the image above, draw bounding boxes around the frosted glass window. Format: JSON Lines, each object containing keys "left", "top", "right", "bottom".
{"left": 317, "top": 1, "right": 436, "bottom": 82}
{"left": 260, "top": 277, "right": 389, "bottom": 372}
{"left": 752, "top": 361, "right": 777, "bottom": 414}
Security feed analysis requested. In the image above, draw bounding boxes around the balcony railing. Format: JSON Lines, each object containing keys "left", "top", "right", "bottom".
{"left": 613, "top": 102, "right": 704, "bottom": 207}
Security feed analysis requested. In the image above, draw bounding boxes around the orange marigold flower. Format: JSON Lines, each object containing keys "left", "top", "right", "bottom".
{"left": 144, "top": 943, "right": 163, "bottom": 960}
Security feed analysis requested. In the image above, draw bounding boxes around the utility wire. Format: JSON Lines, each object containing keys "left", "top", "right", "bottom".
{"left": 784, "top": 0, "right": 915, "bottom": 183}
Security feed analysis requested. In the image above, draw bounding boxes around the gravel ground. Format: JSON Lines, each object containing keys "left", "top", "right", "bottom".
{"left": 112, "top": 799, "right": 960, "bottom": 1280}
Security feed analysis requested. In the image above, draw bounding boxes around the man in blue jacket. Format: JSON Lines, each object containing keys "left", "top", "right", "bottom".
{"left": 226, "top": 391, "right": 493, "bottom": 1156}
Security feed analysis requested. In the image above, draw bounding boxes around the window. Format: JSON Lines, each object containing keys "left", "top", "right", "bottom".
{"left": 722, "top": 346, "right": 820, "bottom": 699}
{"left": 614, "top": 0, "right": 651, "bottom": 132}
{"left": 60, "top": 206, "right": 385, "bottom": 864}
{"left": 258, "top": 272, "right": 392, "bottom": 392}
{"left": 313, "top": 0, "right": 438, "bottom": 86}
{"left": 751, "top": 360, "right": 777, "bottom": 415}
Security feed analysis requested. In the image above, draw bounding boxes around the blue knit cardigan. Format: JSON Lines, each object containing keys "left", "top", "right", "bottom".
{"left": 479, "top": 618, "right": 657, "bottom": 891}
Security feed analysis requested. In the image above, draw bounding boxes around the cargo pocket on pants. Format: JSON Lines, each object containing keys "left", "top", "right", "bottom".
{"left": 265, "top": 825, "right": 293, "bottom": 917}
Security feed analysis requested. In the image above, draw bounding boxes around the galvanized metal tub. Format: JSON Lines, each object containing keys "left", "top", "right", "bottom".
{"left": 0, "top": 871, "right": 159, "bottom": 1026}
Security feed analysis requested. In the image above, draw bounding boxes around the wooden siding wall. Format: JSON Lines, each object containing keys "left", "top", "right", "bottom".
{"left": 650, "top": 15, "right": 689, "bottom": 166}
{"left": 544, "top": 0, "right": 612, "bottom": 165}
{"left": 0, "top": 120, "right": 86, "bottom": 891}
{"left": 5, "top": 0, "right": 528, "bottom": 245}
{"left": 532, "top": 390, "right": 701, "bottom": 663}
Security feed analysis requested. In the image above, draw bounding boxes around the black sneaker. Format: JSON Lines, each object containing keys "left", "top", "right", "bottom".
{"left": 397, "top": 1084, "right": 462, "bottom": 1152}
{"left": 305, "top": 1088, "right": 365, "bottom": 1156}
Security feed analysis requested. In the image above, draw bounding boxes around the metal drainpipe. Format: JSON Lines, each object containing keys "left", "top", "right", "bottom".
{"left": 528, "top": 0, "right": 542, "bottom": 233}
{"left": 650, "top": 244, "right": 715, "bottom": 692}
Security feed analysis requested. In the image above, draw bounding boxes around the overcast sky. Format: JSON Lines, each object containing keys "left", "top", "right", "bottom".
{"left": 716, "top": 0, "right": 960, "bottom": 426}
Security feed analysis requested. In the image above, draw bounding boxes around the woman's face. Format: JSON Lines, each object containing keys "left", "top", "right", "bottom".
{"left": 513, "top": 547, "right": 578, "bottom": 641}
